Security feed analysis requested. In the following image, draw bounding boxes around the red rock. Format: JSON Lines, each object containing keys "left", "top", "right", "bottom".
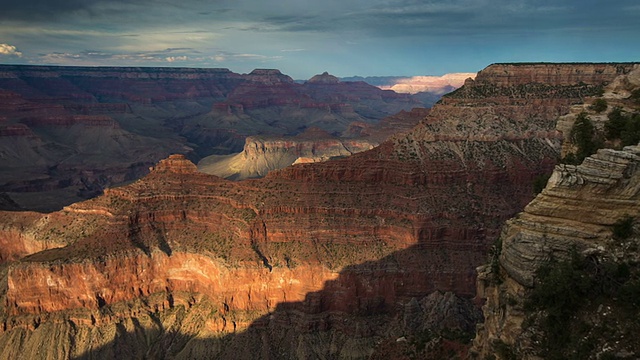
{"left": 0, "top": 65, "right": 423, "bottom": 211}
{"left": 0, "top": 63, "right": 637, "bottom": 358}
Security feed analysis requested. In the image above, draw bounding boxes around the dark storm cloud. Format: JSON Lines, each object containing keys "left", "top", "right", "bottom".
{"left": 3, "top": 0, "right": 638, "bottom": 37}
{"left": 0, "top": 0, "right": 232, "bottom": 23}
{"left": 248, "top": 0, "right": 637, "bottom": 37}
{"left": 2, "top": 0, "right": 639, "bottom": 78}
{"left": 0, "top": 0, "right": 131, "bottom": 21}
{"left": 0, "top": 0, "right": 87, "bottom": 20}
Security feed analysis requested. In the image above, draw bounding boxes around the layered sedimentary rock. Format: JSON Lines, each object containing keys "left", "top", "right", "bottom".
{"left": 473, "top": 63, "right": 635, "bottom": 87}
{"left": 198, "top": 129, "right": 377, "bottom": 179}
{"left": 197, "top": 109, "right": 426, "bottom": 180}
{"left": 0, "top": 63, "right": 636, "bottom": 359}
{"left": 472, "top": 146, "right": 640, "bottom": 359}
{"left": 0, "top": 66, "right": 424, "bottom": 211}
{"left": 472, "top": 65, "right": 640, "bottom": 359}
{"left": 378, "top": 73, "right": 476, "bottom": 94}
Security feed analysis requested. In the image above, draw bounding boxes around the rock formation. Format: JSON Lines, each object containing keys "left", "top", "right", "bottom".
{"left": 0, "top": 63, "right": 636, "bottom": 359}
{"left": 197, "top": 109, "right": 426, "bottom": 180}
{"left": 198, "top": 129, "right": 377, "bottom": 179}
{"left": 472, "top": 64, "right": 640, "bottom": 360}
{"left": 377, "top": 73, "right": 476, "bottom": 94}
{"left": 0, "top": 66, "right": 423, "bottom": 211}
{"left": 472, "top": 145, "right": 640, "bottom": 359}
{"left": 307, "top": 72, "right": 340, "bottom": 84}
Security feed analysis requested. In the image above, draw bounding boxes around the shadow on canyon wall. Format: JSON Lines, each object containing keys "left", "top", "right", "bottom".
{"left": 70, "top": 241, "right": 485, "bottom": 360}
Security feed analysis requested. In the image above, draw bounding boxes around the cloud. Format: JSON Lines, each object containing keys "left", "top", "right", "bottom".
{"left": 4, "top": 0, "right": 639, "bottom": 33}
{"left": 33, "top": 47, "right": 282, "bottom": 68}
{"left": 3, "top": 0, "right": 638, "bottom": 43}
{"left": 36, "top": 48, "right": 192, "bottom": 64}
{"left": 2, "top": 0, "right": 639, "bottom": 78}
{"left": 166, "top": 56, "right": 188, "bottom": 62}
{"left": 0, "top": 44, "right": 22, "bottom": 57}
{"left": 206, "top": 52, "right": 283, "bottom": 63}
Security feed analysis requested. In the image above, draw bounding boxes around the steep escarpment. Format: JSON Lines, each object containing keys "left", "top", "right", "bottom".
{"left": 472, "top": 146, "right": 640, "bottom": 360}
{"left": 0, "top": 63, "right": 635, "bottom": 359}
{"left": 198, "top": 129, "right": 377, "bottom": 180}
{"left": 475, "top": 63, "right": 636, "bottom": 87}
{"left": 472, "top": 65, "right": 640, "bottom": 359}
{"left": 197, "top": 109, "right": 426, "bottom": 180}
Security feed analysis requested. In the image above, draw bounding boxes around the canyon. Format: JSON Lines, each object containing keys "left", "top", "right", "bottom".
{"left": 0, "top": 66, "right": 434, "bottom": 211}
{"left": 473, "top": 63, "right": 640, "bottom": 359}
{"left": 198, "top": 108, "right": 429, "bottom": 180}
{"left": 0, "top": 63, "right": 638, "bottom": 359}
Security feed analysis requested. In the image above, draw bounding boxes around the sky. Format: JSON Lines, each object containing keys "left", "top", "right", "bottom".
{"left": 0, "top": 0, "right": 638, "bottom": 79}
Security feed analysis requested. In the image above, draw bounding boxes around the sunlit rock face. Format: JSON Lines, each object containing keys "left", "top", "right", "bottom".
{"left": 0, "top": 63, "right": 636, "bottom": 359}
{"left": 378, "top": 73, "right": 477, "bottom": 94}
{"left": 197, "top": 109, "right": 427, "bottom": 180}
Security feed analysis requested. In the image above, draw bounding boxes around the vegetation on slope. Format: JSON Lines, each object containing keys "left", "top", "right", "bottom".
{"left": 562, "top": 102, "right": 640, "bottom": 165}
{"left": 523, "top": 240, "right": 640, "bottom": 359}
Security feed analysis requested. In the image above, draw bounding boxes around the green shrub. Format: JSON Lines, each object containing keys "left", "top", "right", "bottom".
{"left": 605, "top": 108, "right": 640, "bottom": 146}
{"left": 560, "top": 152, "right": 579, "bottom": 165}
{"left": 612, "top": 216, "right": 635, "bottom": 240}
{"left": 492, "top": 340, "right": 517, "bottom": 360}
{"left": 630, "top": 88, "right": 640, "bottom": 104}
{"left": 619, "top": 279, "right": 640, "bottom": 309}
{"left": 489, "top": 238, "right": 503, "bottom": 284}
{"left": 562, "top": 112, "right": 602, "bottom": 164}
{"left": 621, "top": 113, "right": 640, "bottom": 146}
{"left": 525, "top": 248, "right": 640, "bottom": 358}
{"left": 589, "top": 98, "right": 608, "bottom": 113}
{"left": 605, "top": 107, "right": 627, "bottom": 140}
{"left": 525, "top": 252, "right": 591, "bottom": 358}
{"left": 533, "top": 173, "right": 552, "bottom": 194}
{"left": 527, "top": 250, "right": 591, "bottom": 316}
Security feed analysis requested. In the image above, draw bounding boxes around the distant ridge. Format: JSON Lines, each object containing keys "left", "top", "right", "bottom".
{"left": 340, "top": 73, "right": 476, "bottom": 94}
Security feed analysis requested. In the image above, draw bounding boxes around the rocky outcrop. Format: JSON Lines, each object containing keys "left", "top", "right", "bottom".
{"left": 471, "top": 65, "right": 640, "bottom": 359}
{"left": 472, "top": 145, "right": 640, "bottom": 359}
{"left": 474, "top": 63, "right": 636, "bottom": 87}
{"left": 244, "top": 69, "right": 295, "bottom": 85}
{"left": 152, "top": 154, "right": 199, "bottom": 174}
{"left": 0, "top": 212, "right": 68, "bottom": 264}
{"left": 0, "top": 63, "right": 636, "bottom": 359}
{"left": 196, "top": 112, "right": 428, "bottom": 180}
{"left": 307, "top": 72, "right": 340, "bottom": 84}
{"left": 198, "top": 132, "right": 376, "bottom": 179}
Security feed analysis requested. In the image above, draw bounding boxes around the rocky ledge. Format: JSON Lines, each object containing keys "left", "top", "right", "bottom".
{"left": 473, "top": 145, "right": 640, "bottom": 359}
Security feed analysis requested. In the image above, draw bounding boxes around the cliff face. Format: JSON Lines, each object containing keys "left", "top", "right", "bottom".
{"left": 198, "top": 132, "right": 377, "bottom": 180}
{"left": 473, "top": 63, "right": 635, "bottom": 87}
{"left": 0, "top": 63, "right": 636, "bottom": 359}
{"left": 378, "top": 73, "right": 476, "bottom": 94}
{"left": 472, "top": 65, "right": 640, "bottom": 359}
{"left": 197, "top": 109, "right": 426, "bottom": 180}
{"left": 472, "top": 146, "right": 640, "bottom": 359}
{"left": 0, "top": 66, "right": 422, "bottom": 211}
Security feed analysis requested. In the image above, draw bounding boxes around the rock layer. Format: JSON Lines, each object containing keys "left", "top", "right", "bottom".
{"left": 472, "top": 66, "right": 640, "bottom": 359}
{"left": 197, "top": 109, "right": 426, "bottom": 180}
{"left": 0, "top": 63, "right": 636, "bottom": 359}
{"left": 0, "top": 66, "right": 423, "bottom": 211}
